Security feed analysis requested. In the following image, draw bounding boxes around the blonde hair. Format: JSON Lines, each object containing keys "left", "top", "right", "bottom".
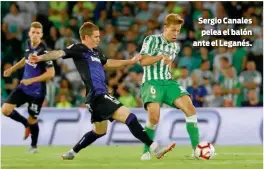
{"left": 164, "top": 14, "right": 184, "bottom": 27}
{"left": 79, "top": 22, "right": 99, "bottom": 40}
{"left": 30, "top": 22, "right": 43, "bottom": 30}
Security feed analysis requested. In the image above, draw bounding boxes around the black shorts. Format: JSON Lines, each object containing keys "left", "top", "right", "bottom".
{"left": 86, "top": 94, "right": 123, "bottom": 123}
{"left": 5, "top": 88, "right": 45, "bottom": 119}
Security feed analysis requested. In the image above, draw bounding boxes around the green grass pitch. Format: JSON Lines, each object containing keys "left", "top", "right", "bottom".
{"left": 1, "top": 146, "right": 263, "bottom": 169}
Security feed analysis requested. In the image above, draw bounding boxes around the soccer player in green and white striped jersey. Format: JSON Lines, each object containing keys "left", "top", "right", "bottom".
{"left": 140, "top": 33, "right": 180, "bottom": 83}
{"left": 138, "top": 14, "right": 200, "bottom": 160}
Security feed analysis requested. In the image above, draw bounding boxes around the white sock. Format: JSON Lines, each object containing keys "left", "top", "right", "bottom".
{"left": 185, "top": 115, "right": 197, "bottom": 123}
{"left": 146, "top": 120, "right": 157, "bottom": 130}
{"left": 150, "top": 142, "right": 158, "bottom": 151}
{"left": 70, "top": 149, "right": 77, "bottom": 156}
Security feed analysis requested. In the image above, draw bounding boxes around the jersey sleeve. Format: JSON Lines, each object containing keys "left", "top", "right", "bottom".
{"left": 139, "top": 35, "right": 155, "bottom": 56}
{"left": 38, "top": 43, "right": 54, "bottom": 68}
{"left": 97, "top": 49, "right": 108, "bottom": 65}
{"left": 62, "top": 44, "right": 83, "bottom": 59}
{"left": 43, "top": 51, "right": 54, "bottom": 68}
{"left": 44, "top": 60, "right": 54, "bottom": 68}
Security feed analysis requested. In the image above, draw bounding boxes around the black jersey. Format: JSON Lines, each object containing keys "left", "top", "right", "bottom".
{"left": 63, "top": 43, "right": 108, "bottom": 103}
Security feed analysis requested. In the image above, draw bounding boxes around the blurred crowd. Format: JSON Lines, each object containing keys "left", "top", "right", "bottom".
{"left": 1, "top": 1, "right": 263, "bottom": 108}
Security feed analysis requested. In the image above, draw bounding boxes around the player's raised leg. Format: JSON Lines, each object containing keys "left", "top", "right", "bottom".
{"left": 61, "top": 121, "right": 107, "bottom": 160}
{"left": 174, "top": 95, "right": 199, "bottom": 153}
{"left": 112, "top": 106, "right": 175, "bottom": 159}
{"left": 2, "top": 103, "right": 28, "bottom": 128}
{"left": 141, "top": 103, "right": 160, "bottom": 160}
{"left": 1, "top": 90, "right": 30, "bottom": 140}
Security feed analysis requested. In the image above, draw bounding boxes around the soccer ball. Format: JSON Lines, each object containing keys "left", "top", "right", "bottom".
{"left": 194, "top": 141, "right": 215, "bottom": 160}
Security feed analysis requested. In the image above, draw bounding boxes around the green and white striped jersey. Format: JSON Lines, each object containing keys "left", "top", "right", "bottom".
{"left": 140, "top": 34, "right": 180, "bottom": 83}
{"left": 220, "top": 77, "right": 242, "bottom": 106}
{"left": 239, "top": 70, "right": 262, "bottom": 101}
{"left": 178, "top": 77, "right": 193, "bottom": 89}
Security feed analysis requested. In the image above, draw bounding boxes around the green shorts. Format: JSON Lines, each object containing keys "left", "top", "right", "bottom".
{"left": 141, "top": 80, "right": 189, "bottom": 109}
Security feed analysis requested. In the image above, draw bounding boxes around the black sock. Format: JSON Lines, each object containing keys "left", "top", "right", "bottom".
{"left": 30, "top": 122, "right": 39, "bottom": 148}
{"left": 73, "top": 131, "right": 105, "bottom": 153}
{"left": 8, "top": 110, "right": 28, "bottom": 127}
{"left": 125, "top": 113, "right": 153, "bottom": 146}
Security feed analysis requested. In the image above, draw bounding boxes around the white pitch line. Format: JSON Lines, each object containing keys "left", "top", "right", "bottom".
{"left": 217, "top": 152, "right": 263, "bottom": 156}
{"left": 1, "top": 160, "right": 263, "bottom": 166}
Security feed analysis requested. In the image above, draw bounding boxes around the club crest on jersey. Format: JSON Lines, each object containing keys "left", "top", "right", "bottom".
{"left": 90, "top": 56, "right": 101, "bottom": 63}
{"left": 25, "top": 59, "right": 37, "bottom": 68}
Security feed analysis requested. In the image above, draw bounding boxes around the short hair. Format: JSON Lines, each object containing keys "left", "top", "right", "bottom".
{"left": 30, "top": 22, "right": 43, "bottom": 31}
{"left": 164, "top": 14, "right": 184, "bottom": 27}
{"left": 79, "top": 22, "right": 99, "bottom": 40}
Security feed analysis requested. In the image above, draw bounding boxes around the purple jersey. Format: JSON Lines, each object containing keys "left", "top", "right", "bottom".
{"left": 63, "top": 43, "right": 108, "bottom": 103}
{"left": 18, "top": 40, "right": 53, "bottom": 98}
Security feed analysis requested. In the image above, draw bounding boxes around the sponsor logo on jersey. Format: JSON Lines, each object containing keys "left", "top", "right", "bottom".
{"left": 25, "top": 59, "right": 37, "bottom": 68}
{"left": 154, "top": 48, "right": 174, "bottom": 56}
{"left": 91, "top": 56, "right": 101, "bottom": 63}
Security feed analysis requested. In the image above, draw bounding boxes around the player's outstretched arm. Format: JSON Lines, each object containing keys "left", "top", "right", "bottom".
{"left": 3, "top": 57, "right": 26, "bottom": 77}
{"left": 104, "top": 55, "right": 141, "bottom": 69}
{"left": 29, "top": 50, "right": 66, "bottom": 63}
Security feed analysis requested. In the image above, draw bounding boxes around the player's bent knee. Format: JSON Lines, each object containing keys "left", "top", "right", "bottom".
{"left": 1, "top": 104, "right": 14, "bottom": 116}
{"left": 175, "top": 95, "right": 196, "bottom": 116}
{"left": 1, "top": 108, "right": 10, "bottom": 116}
{"left": 146, "top": 103, "right": 160, "bottom": 124}
{"left": 93, "top": 121, "right": 108, "bottom": 135}
{"left": 112, "top": 106, "right": 131, "bottom": 123}
{"left": 149, "top": 114, "right": 159, "bottom": 125}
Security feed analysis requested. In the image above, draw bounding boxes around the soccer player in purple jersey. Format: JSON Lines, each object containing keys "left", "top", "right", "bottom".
{"left": 2, "top": 22, "right": 55, "bottom": 153}
{"left": 29, "top": 22, "right": 175, "bottom": 160}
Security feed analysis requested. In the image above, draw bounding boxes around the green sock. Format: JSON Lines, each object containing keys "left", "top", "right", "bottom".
{"left": 143, "top": 126, "right": 155, "bottom": 153}
{"left": 186, "top": 122, "right": 200, "bottom": 150}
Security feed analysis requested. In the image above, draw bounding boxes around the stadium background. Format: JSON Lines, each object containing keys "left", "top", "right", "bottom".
{"left": 1, "top": 1, "right": 263, "bottom": 108}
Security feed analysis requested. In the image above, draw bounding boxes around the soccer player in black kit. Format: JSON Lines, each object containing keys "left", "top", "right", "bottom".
{"left": 2, "top": 22, "right": 55, "bottom": 153}
{"left": 29, "top": 22, "right": 175, "bottom": 160}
